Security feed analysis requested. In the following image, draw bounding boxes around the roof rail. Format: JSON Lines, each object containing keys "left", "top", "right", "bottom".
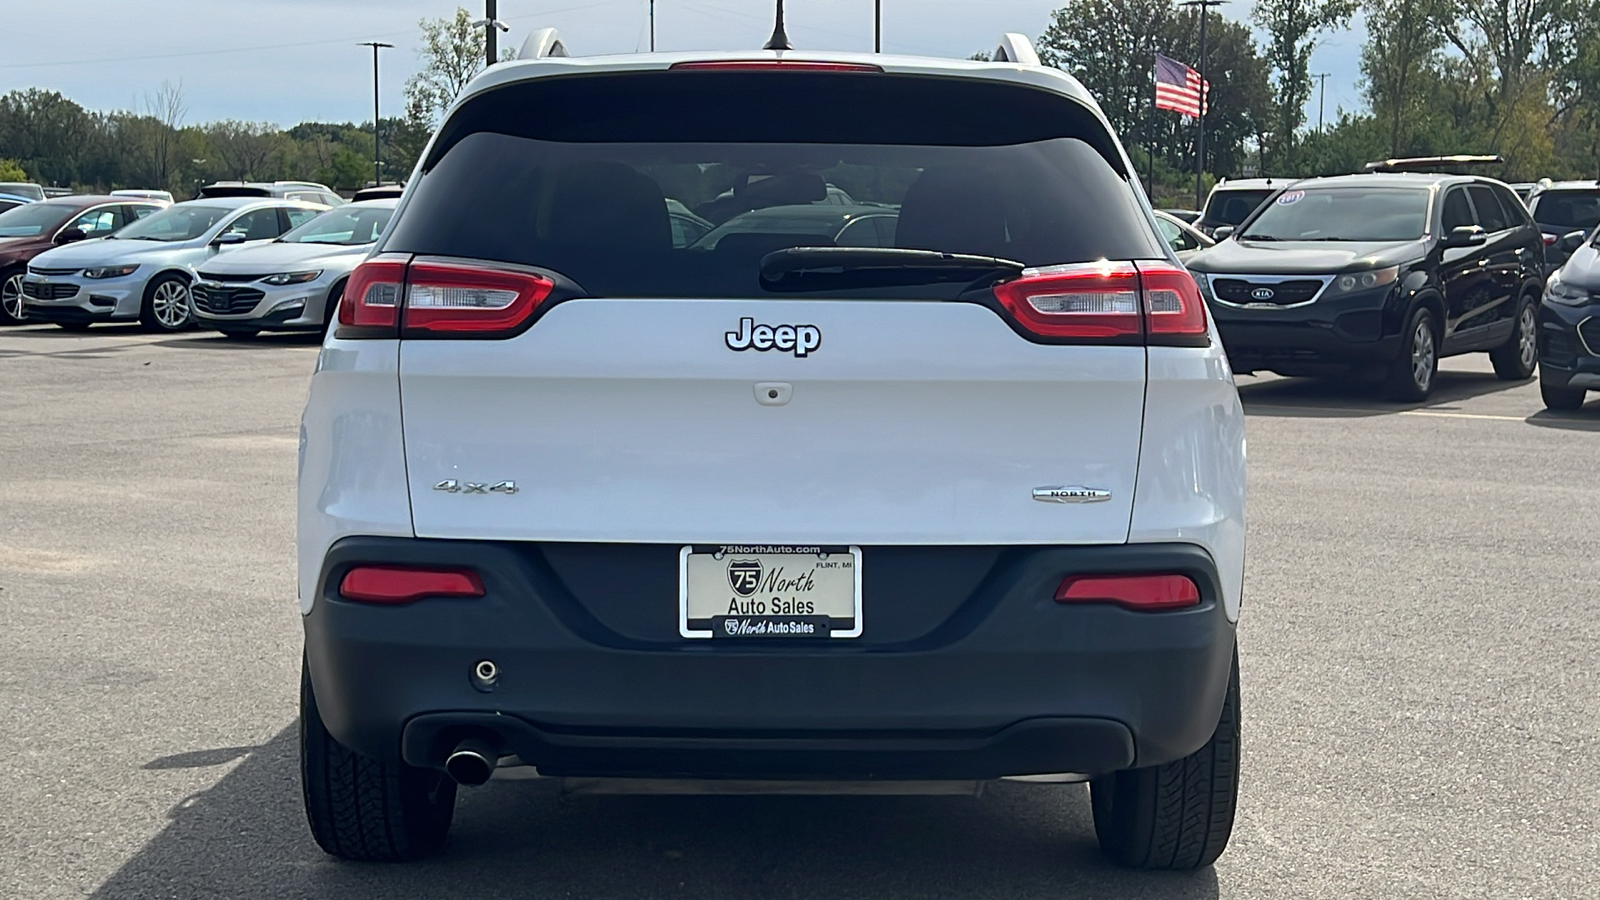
{"left": 991, "top": 33, "right": 1040, "bottom": 66}
{"left": 518, "top": 27, "right": 569, "bottom": 60}
{"left": 1363, "top": 155, "right": 1502, "bottom": 173}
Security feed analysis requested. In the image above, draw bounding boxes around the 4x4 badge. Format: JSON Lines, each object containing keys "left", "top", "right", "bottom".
{"left": 434, "top": 480, "right": 518, "bottom": 495}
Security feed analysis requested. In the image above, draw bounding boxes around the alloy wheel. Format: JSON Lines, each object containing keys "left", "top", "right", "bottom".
{"left": 1411, "top": 320, "right": 1436, "bottom": 392}
{"left": 1517, "top": 304, "right": 1537, "bottom": 371}
{"left": 1, "top": 272, "right": 24, "bottom": 322}
{"left": 152, "top": 280, "right": 192, "bottom": 329}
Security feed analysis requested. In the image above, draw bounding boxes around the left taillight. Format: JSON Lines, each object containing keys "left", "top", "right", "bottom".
{"left": 991, "top": 261, "right": 1209, "bottom": 346}
{"left": 336, "top": 256, "right": 555, "bottom": 339}
{"left": 338, "top": 565, "right": 485, "bottom": 605}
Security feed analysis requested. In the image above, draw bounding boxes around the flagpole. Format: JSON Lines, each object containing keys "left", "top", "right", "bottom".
{"left": 1181, "top": 0, "right": 1226, "bottom": 211}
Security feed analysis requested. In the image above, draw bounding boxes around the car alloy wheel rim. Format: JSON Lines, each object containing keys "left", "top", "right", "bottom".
{"left": 153, "top": 281, "right": 190, "bottom": 328}
{"left": 1518, "top": 305, "right": 1536, "bottom": 370}
{"left": 1412, "top": 321, "right": 1435, "bottom": 390}
{"left": 1, "top": 273, "right": 23, "bottom": 321}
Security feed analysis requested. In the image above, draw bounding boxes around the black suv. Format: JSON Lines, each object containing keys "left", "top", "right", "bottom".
{"left": 1186, "top": 173, "right": 1544, "bottom": 400}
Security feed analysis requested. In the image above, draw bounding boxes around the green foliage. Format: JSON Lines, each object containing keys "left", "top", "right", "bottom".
{"left": 0, "top": 158, "right": 26, "bottom": 182}
{"left": 404, "top": 7, "right": 492, "bottom": 131}
{"left": 1252, "top": 0, "right": 1357, "bottom": 172}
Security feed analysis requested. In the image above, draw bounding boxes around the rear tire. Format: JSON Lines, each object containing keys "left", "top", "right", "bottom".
{"left": 301, "top": 659, "right": 457, "bottom": 861}
{"left": 1090, "top": 650, "right": 1239, "bottom": 870}
{"left": 0, "top": 267, "right": 25, "bottom": 325}
{"left": 1384, "top": 307, "right": 1439, "bottom": 402}
{"left": 1541, "top": 381, "right": 1587, "bottom": 411}
{"left": 1489, "top": 294, "right": 1537, "bottom": 381}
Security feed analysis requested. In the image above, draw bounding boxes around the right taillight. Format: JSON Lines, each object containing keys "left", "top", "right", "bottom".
{"left": 1054, "top": 573, "right": 1201, "bottom": 611}
{"left": 992, "top": 260, "right": 1209, "bottom": 347}
{"left": 339, "top": 565, "right": 485, "bottom": 604}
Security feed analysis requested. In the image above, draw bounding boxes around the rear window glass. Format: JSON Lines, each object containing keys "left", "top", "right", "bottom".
{"left": 1202, "top": 189, "right": 1272, "bottom": 226}
{"left": 1532, "top": 190, "right": 1600, "bottom": 232}
{"left": 383, "top": 72, "right": 1162, "bottom": 299}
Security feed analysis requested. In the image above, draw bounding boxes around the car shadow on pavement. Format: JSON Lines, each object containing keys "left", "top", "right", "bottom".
{"left": 154, "top": 332, "right": 324, "bottom": 349}
{"left": 1236, "top": 369, "right": 1525, "bottom": 418}
{"left": 3, "top": 323, "right": 147, "bottom": 338}
{"left": 92, "top": 727, "right": 1220, "bottom": 900}
{"left": 1524, "top": 407, "right": 1600, "bottom": 431}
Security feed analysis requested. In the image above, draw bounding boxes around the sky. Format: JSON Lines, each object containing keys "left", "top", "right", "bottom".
{"left": 1, "top": 0, "right": 1366, "bottom": 135}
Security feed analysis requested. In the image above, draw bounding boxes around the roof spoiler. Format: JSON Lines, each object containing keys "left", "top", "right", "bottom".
{"left": 1364, "top": 155, "right": 1502, "bottom": 173}
{"left": 517, "top": 27, "right": 570, "bottom": 60}
{"left": 991, "top": 33, "right": 1040, "bottom": 66}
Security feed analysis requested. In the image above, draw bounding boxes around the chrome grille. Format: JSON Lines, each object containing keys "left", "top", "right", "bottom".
{"left": 192, "top": 282, "right": 265, "bottom": 315}
{"left": 22, "top": 281, "right": 79, "bottom": 300}
{"left": 1212, "top": 277, "right": 1327, "bottom": 307}
{"left": 28, "top": 266, "right": 79, "bottom": 277}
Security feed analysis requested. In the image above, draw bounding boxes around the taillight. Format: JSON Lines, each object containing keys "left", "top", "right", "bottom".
{"left": 1054, "top": 573, "right": 1201, "bottom": 611}
{"left": 1543, "top": 233, "right": 1558, "bottom": 246}
{"left": 669, "top": 61, "right": 884, "bottom": 72}
{"left": 991, "top": 261, "right": 1209, "bottom": 346}
{"left": 338, "top": 255, "right": 408, "bottom": 330}
{"left": 339, "top": 565, "right": 485, "bottom": 605}
{"left": 402, "top": 261, "right": 554, "bottom": 334}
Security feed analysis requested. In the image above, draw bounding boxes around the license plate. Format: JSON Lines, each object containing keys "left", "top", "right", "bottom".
{"left": 679, "top": 545, "right": 861, "bottom": 639}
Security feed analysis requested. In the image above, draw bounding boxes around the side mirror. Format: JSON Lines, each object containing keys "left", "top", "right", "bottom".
{"left": 212, "top": 232, "right": 247, "bottom": 247}
{"left": 1442, "top": 225, "right": 1487, "bottom": 249}
{"left": 55, "top": 227, "right": 87, "bottom": 244}
{"left": 1558, "top": 230, "right": 1587, "bottom": 253}
{"left": 1212, "top": 225, "right": 1235, "bottom": 241}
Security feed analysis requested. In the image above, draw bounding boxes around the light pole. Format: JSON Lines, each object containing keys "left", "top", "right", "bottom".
{"left": 874, "top": 0, "right": 881, "bottom": 52}
{"left": 357, "top": 42, "right": 393, "bottom": 188}
{"left": 474, "top": 1, "right": 511, "bottom": 67}
{"left": 651, "top": 0, "right": 656, "bottom": 51}
{"left": 1180, "top": 0, "right": 1225, "bottom": 210}
{"left": 1314, "top": 72, "right": 1330, "bottom": 133}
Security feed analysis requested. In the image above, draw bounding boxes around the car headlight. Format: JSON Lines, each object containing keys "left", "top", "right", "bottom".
{"left": 1190, "top": 270, "right": 1215, "bottom": 302}
{"left": 261, "top": 270, "right": 322, "bottom": 285}
{"left": 83, "top": 265, "right": 138, "bottom": 279}
{"left": 1546, "top": 275, "right": 1592, "bottom": 306}
{"left": 1333, "top": 266, "right": 1399, "bottom": 293}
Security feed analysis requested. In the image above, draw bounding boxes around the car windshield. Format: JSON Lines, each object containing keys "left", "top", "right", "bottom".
{"left": 1531, "top": 190, "right": 1600, "bottom": 232}
{"left": 280, "top": 206, "right": 394, "bottom": 246}
{"left": 382, "top": 72, "right": 1163, "bottom": 299}
{"left": 113, "top": 204, "right": 231, "bottom": 242}
{"left": 0, "top": 201, "right": 74, "bottom": 238}
{"left": 1203, "top": 189, "right": 1272, "bottom": 226}
{"left": 1240, "top": 188, "right": 1430, "bottom": 242}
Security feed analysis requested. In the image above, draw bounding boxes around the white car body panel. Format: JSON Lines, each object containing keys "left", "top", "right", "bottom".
{"left": 398, "top": 298, "right": 1147, "bottom": 546}
{"left": 296, "top": 338, "right": 412, "bottom": 613}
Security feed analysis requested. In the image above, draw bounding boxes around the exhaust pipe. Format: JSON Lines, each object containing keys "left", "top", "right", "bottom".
{"left": 444, "top": 737, "right": 500, "bottom": 786}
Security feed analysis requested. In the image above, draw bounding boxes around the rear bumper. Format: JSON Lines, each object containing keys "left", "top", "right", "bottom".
{"left": 304, "top": 537, "right": 1237, "bottom": 779}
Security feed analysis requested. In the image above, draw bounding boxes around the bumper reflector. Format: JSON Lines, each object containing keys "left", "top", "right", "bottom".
{"left": 339, "top": 566, "right": 485, "bottom": 604}
{"left": 1054, "top": 573, "right": 1200, "bottom": 611}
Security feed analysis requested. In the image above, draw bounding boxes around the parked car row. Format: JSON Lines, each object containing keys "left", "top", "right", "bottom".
{"left": 0, "top": 190, "right": 395, "bottom": 337}
{"left": 1175, "top": 162, "right": 1600, "bottom": 411}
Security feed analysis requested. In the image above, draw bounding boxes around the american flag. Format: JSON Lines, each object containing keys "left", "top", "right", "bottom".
{"left": 1155, "top": 53, "right": 1209, "bottom": 118}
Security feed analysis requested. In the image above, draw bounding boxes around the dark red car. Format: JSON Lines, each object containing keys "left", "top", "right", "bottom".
{"left": 0, "top": 195, "right": 168, "bottom": 324}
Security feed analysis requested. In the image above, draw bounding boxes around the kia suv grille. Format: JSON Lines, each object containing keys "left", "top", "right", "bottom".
{"left": 1212, "top": 278, "right": 1324, "bottom": 306}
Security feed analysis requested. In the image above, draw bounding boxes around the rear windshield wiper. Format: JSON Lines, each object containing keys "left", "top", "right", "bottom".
{"left": 760, "top": 248, "right": 1025, "bottom": 292}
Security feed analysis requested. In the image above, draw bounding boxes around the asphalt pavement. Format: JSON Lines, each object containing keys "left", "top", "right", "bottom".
{"left": 1, "top": 324, "right": 1596, "bottom": 899}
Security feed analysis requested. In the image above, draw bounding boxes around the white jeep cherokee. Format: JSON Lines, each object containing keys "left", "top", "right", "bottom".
{"left": 297, "top": 37, "right": 1246, "bottom": 870}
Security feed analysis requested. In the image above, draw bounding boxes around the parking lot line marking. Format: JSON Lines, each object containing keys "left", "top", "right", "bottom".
{"left": 1398, "top": 410, "right": 1526, "bottom": 422}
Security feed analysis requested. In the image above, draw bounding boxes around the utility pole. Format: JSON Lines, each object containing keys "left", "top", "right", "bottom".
{"left": 357, "top": 42, "right": 393, "bottom": 187}
{"left": 874, "top": 0, "right": 881, "bottom": 52}
{"left": 475, "top": 1, "right": 509, "bottom": 66}
{"left": 1180, "top": 0, "right": 1226, "bottom": 211}
{"left": 650, "top": 0, "right": 656, "bottom": 51}
{"left": 1314, "top": 72, "right": 1330, "bottom": 133}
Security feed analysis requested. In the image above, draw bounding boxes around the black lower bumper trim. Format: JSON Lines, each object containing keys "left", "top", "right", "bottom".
{"left": 22, "top": 305, "right": 116, "bottom": 325}
{"left": 401, "top": 713, "right": 1135, "bottom": 779}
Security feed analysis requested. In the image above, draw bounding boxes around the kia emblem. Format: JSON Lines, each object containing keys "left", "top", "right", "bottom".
{"left": 1250, "top": 287, "right": 1275, "bottom": 301}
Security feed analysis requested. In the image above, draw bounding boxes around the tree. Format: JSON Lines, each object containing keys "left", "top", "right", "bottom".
{"left": 1252, "top": 0, "right": 1357, "bottom": 171}
{"left": 403, "top": 8, "right": 511, "bottom": 130}
{"left": 0, "top": 158, "right": 26, "bottom": 182}
{"left": 1361, "top": 0, "right": 1451, "bottom": 156}
{"left": 203, "top": 120, "right": 282, "bottom": 181}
